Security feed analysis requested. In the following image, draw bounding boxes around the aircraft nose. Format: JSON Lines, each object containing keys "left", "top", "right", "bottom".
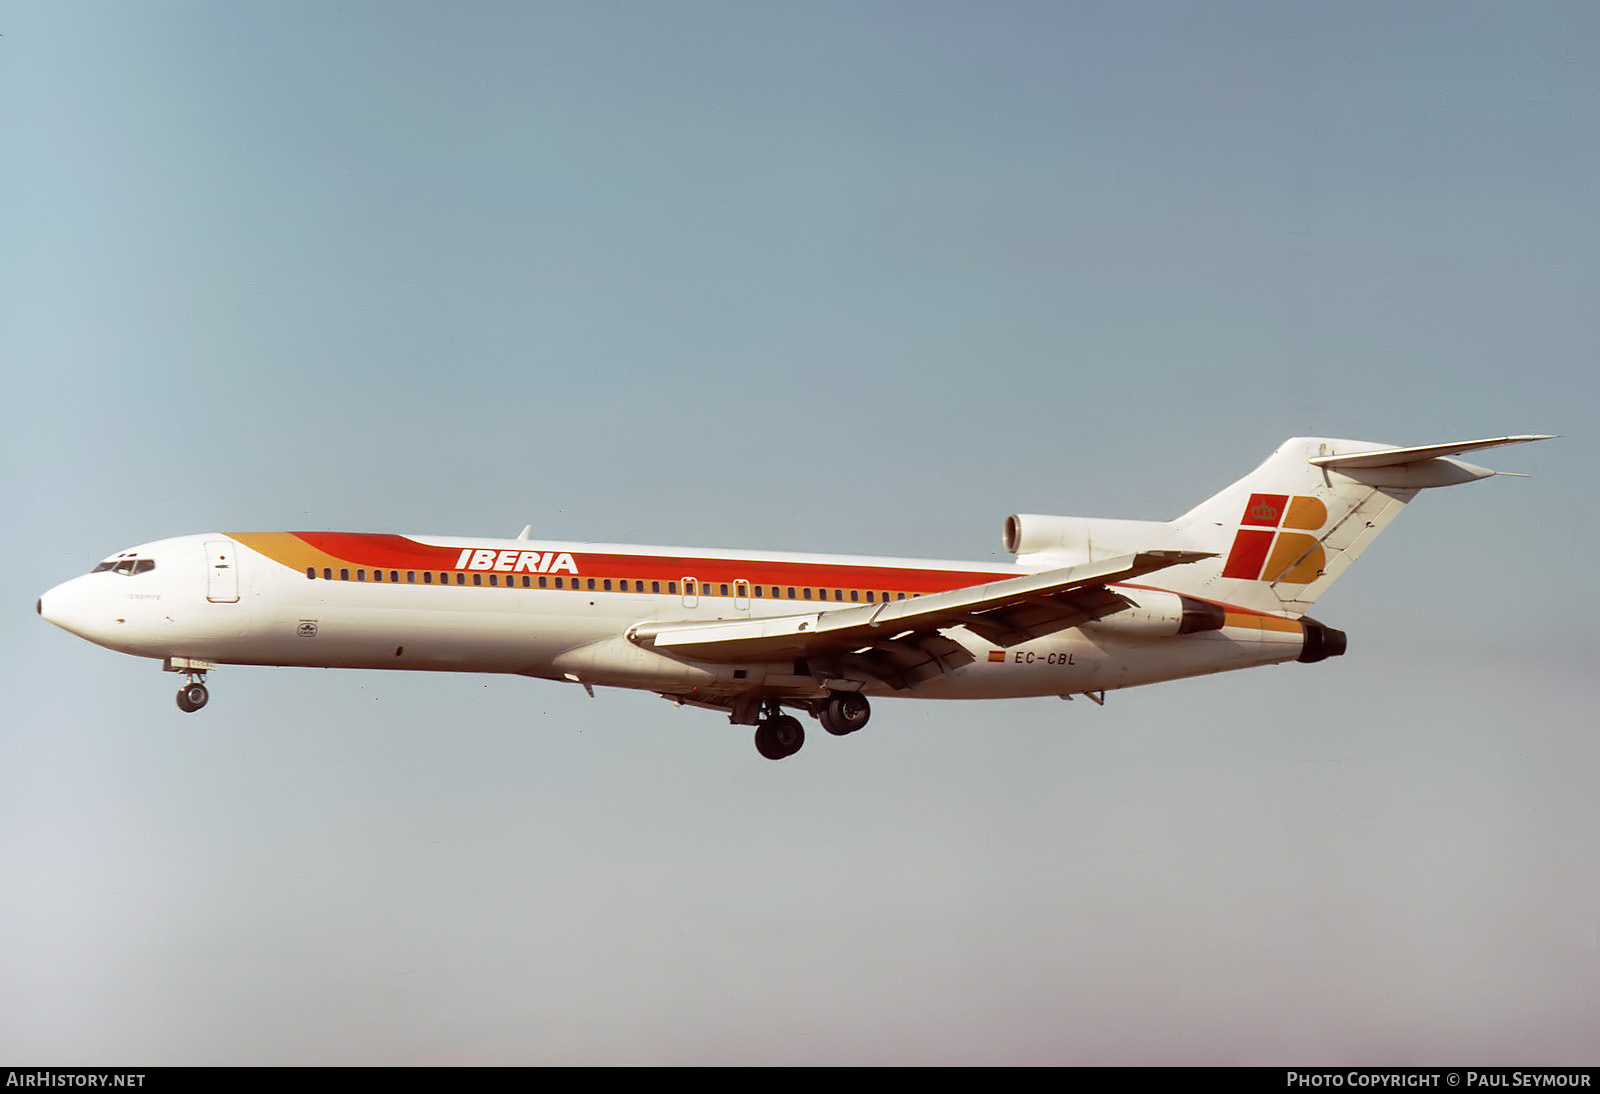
{"left": 38, "top": 582, "right": 72, "bottom": 630}
{"left": 38, "top": 577, "right": 110, "bottom": 643}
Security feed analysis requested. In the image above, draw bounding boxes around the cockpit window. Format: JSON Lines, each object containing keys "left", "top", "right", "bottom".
{"left": 93, "top": 558, "right": 155, "bottom": 576}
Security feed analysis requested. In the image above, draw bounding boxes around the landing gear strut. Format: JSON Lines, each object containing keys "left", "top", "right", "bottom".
{"left": 753, "top": 701, "right": 805, "bottom": 760}
{"left": 820, "top": 692, "right": 870, "bottom": 736}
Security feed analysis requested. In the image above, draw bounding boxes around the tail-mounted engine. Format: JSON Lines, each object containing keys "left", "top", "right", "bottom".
{"left": 1003, "top": 513, "right": 1185, "bottom": 563}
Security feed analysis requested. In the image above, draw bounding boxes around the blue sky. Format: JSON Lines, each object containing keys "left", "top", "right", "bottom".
{"left": 3, "top": 1, "right": 1596, "bottom": 1064}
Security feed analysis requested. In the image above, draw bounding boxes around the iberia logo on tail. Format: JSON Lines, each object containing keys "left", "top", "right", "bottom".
{"left": 1221, "top": 493, "right": 1328, "bottom": 583}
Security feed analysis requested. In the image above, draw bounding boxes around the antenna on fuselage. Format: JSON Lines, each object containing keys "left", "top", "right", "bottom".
{"left": 516, "top": 525, "right": 532, "bottom": 540}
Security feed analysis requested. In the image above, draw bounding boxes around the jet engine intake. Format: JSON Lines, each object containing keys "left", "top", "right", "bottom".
{"left": 1003, "top": 513, "right": 1185, "bottom": 563}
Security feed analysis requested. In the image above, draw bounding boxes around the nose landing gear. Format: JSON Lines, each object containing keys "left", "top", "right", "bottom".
{"left": 176, "top": 679, "right": 209, "bottom": 713}
{"left": 165, "top": 657, "right": 216, "bottom": 714}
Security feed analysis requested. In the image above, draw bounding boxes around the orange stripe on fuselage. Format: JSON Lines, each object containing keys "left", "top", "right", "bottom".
{"left": 229, "top": 532, "right": 462, "bottom": 576}
{"left": 1222, "top": 611, "right": 1302, "bottom": 633}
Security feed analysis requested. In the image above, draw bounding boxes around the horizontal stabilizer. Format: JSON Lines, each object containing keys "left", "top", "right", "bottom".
{"left": 1308, "top": 435, "right": 1554, "bottom": 470}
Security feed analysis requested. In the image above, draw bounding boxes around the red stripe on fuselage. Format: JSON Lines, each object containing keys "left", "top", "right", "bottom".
{"left": 282, "top": 533, "right": 1012, "bottom": 595}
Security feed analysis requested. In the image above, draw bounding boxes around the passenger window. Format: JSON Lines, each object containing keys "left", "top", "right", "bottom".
{"left": 720, "top": 584, "right": 729, "bottom": 597}
{"left": 423, "top": 572, "right": 433, "bottom": 584}
{"left": 373, "top": 570, "right": 382, "bottom": 582}
{"left": 455, "top": 573, "right": 465, "bottom": 585}
{"left": 603, "top": 579, "right": 612, "bottom": 591}
{"left": 306, "top": 567, "right": 316, "bottom": 580}
{"left": 667, "top": 581, "right": 678, "bottom": 594}
{"left": 407, "top": 572, "right": 416, "bottom": 583}
{"left": 803, "top": 588, "right": 813, "bottom": 600}
{"left": 652, "top": 581, "right": 661, "bottom": 593}
{"left": 357, "top": 570, "right": 366, "bottom": 581}
{"left": 391, "top": 571, "right": 399, "bottom": 583}
{"left": 324, "top": 568, "right": 333, "bottom": 581}
{"left": 851, "top": 590, "right": 860, "bottom": 602}
{"left": 340, "top": 569, "right": 350, "bottom": 581}
{"left": 487, "top": 574, "right": 496, "bottom": 586}
{"left": 539, "top": 576, "right": 548, "bottom": 588}
{"left": 473, "top": 574, "right": 482, "bottom": 586}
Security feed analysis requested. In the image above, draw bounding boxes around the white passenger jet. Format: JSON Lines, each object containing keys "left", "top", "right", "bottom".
{"left": 38, "top": 435, "right": 1548, "bottom": 759}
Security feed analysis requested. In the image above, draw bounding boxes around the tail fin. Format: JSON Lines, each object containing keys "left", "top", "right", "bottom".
{"left": 1156, "top": 435, "right": 1551, "bottom": 615}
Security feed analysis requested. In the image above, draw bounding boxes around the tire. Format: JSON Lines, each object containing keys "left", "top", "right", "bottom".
{"left": 823, "top": 692, "right": 870, "bottom": 735}
{"left": 754, "top": 716, "right": 805, "bottom": 760}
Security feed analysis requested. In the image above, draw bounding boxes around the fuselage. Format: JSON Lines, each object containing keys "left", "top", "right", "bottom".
{"left": 38, "top": 530, "right": 1311, "bottom": 704}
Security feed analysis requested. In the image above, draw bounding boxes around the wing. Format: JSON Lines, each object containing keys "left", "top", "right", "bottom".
{"left": 630, "top": 549, "right": 1212, "bottom": 691}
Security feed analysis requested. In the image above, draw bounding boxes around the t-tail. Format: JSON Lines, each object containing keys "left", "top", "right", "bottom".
{"left": 1004, "top": 435, "right": 1553, "bottom": 618}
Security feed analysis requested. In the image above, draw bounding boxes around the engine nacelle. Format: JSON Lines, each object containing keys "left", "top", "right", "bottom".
{"left": 1081, "top": 589, "right": 1225, "bottom": 638}
{"left": 1003, "top": 514, "right": 1179, "bottom": 562}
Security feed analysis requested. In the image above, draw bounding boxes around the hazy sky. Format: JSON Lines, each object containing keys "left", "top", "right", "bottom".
{"left": 3, "top": 1, "right": 1596, "bottom": 1064}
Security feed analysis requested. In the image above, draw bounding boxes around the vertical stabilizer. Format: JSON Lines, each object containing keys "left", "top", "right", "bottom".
{"left": 1150, "top": 435, "right": 1550, "bottom": 616}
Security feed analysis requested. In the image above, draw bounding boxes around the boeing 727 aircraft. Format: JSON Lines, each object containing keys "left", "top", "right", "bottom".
{"left": 38, "top": 435, "right": 1549, "bottom": 759}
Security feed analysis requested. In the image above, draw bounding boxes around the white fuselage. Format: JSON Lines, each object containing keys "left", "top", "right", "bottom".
{"left": 38, "top": 531, "right": 1308, "bottom": 705}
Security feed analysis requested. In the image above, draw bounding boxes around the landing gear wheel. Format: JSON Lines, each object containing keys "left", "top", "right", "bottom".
{"left": 176, "top": 682, "right": 209, "bottom": 713}
{"left": 820, "top": 692, "right": 871, "bottom": 736}
{"left": 754, "top": 715, "right": 805, "bottom": 760}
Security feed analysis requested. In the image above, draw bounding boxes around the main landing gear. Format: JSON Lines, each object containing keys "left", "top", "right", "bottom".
{"left": 751, "top": 694, "right": 872, "bottom": 760}
{"left": 820, "top": 692, "right": 870, "bottom": 736}
{"left": 754, "top": 713, "right": 804, "bottom": 761}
